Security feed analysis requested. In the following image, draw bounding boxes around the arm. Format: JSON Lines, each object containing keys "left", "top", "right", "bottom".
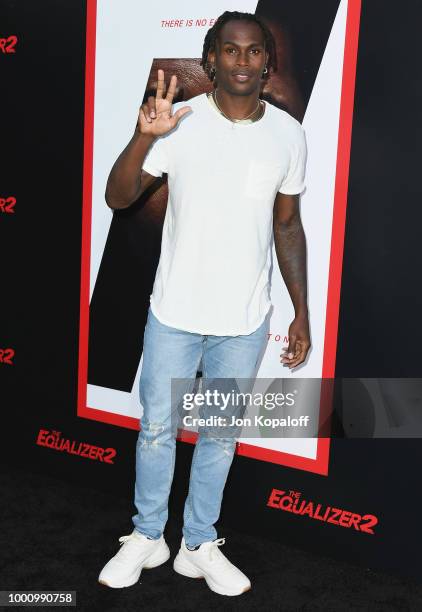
{"left": 105, "top": 131, "right": 157, "bottom": 209}
{"left": 105, "top": 69, "right": 191, "bottom": 210}
{"left": 273, "top": 191, "right": 311, "bottom": 368}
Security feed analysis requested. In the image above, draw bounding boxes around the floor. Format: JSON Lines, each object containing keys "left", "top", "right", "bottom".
{"left": 1, "top": 465, "right": 422, "bottom": 612}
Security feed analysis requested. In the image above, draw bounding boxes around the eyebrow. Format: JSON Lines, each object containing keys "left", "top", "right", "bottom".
{"left": 221, "top": 40, "right": 264, "bottom": 47}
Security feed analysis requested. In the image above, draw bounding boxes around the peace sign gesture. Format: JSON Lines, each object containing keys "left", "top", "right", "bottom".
{"left": 138, "top": 69, "right": 192, "bottom": 136}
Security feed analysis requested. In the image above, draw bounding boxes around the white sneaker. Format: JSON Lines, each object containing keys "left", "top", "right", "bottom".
{"left": 173, "top": 537, "right": 251, "bottom": 596}
{"left": 98, "top": 530, "right": 170, "bottom": 588}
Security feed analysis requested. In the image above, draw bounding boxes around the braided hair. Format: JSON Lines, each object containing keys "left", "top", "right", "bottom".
{"left": 200, "top": 11, "right": 277, "bottom": 82}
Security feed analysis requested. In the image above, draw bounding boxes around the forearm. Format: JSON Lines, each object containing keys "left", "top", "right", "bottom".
{"left": 273, "top": 214, "right": 308, "bottom": 316}
{"left": 105, "top": 128, "right": 155, "bottom": 209}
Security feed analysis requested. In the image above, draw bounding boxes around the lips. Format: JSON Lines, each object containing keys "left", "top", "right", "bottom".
{"left": 232, "top": 72, "right": 252, "bottom": 82}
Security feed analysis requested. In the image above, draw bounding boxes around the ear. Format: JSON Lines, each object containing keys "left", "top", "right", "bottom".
{"left": 207, "top": 48, "right": 216, "bottom": 66}
{"left": 265, "top": 50, "right": 269, "bottom": 66}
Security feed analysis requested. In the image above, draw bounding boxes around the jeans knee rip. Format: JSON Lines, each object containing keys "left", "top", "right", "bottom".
{"left": 211, "top": 437, "right": 236, "bottom": 455}
{"left": 140, "top": 438, "right": 160, "bottom": 447}
{"left": 139, "top": 422, "right": 165, "bottom": 447}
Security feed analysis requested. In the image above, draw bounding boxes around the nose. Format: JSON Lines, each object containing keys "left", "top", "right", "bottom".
{"left": 236, "top": 50, "right": 249, "bottom": 66}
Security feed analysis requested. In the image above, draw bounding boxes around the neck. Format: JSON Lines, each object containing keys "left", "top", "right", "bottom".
{"left": 214, "top": 87, "right": 260, "bottom": 120}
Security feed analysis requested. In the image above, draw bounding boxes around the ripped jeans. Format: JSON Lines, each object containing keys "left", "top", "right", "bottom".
{"left": 132, "top": 306, "right": 268, "bottom": 548}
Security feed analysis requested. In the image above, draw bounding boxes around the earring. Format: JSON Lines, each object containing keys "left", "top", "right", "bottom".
{"left": 262, "top": 65, "right": 268, "bottom": 77}
{"left": 209, "top": 64, "right": 216, "bottom": 80}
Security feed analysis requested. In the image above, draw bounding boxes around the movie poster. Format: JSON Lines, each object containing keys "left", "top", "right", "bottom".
{"left": 78, "top": 0, "right": 360, "bottom": 474}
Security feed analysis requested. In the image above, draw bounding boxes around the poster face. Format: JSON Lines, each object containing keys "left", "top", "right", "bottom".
{"left": 78, "top": 0, "right": 361, "bottom": 475}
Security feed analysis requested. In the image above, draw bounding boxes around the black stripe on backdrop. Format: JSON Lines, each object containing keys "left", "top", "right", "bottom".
{"left": 336, "top": 0, "right": 422, "bottom": 377}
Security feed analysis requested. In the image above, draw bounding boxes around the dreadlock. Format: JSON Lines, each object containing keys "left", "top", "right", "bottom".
{"left": 200, "top": 11, "right": 277, "bottom": 82}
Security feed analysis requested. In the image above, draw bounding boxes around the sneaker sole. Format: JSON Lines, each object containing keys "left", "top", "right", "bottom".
{"left": 99, "top": 547, "right": 171, "bottom": 589}
{"left": 173, "top": 554, "right": 251, "bottom": 596}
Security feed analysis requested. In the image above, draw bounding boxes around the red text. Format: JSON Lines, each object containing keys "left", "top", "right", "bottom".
{"left": 36, "top": 429, "right": 117, "bottom": 464}
{"left": 267, "top": 488, "right": 378, "bottom": 534}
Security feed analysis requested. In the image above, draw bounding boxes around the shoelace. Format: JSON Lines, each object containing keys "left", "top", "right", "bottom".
{"left": 208, "top": 537, "right": 226, "bottom": 562}
{"left": 114, "top": 533, "right": 144, "bottom": 562}
{"left": 119, "top": 534, "right": 135, "bottom": 545}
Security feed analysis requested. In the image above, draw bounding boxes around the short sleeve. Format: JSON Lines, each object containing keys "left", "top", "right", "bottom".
{"left": 142, "top": 135, "right": 169, "bottom": 177}
{"left": 279, "top": 126, "right": 307, "bottom": 195}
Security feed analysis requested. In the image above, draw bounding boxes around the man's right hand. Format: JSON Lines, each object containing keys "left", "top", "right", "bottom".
{"left": 138, "top": 69, "right": 192, "bottom": 136}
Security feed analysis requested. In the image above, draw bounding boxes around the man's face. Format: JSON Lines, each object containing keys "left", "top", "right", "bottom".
{"left": 208, "top": 20, "right": 269, "bottom": 96}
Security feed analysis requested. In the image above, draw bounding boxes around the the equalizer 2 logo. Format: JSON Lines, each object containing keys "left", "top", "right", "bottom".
{"left": 0, "top": 197, "right": 16, "bottom": 213}
{"left": 0, "top": 36, "right": 18, "bottom": 53}
{"left": 0, "top": 348, "right": 14, "bottom": 365}
{"left": 267, "top": 488, "right": 378, "bottom": 534}
{"left": 36, "top": 429, "right": 117, "bottom": 464}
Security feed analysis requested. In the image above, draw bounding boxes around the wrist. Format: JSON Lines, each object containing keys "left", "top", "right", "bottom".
{"left": 294, "top": 306, "right": 309, "bottom": 319}
{"left": 134, "top": 125, "right": 155, "bottom": 143}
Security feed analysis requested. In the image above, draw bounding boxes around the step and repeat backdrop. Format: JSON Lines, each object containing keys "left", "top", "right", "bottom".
{"left": 2, "top": 0, "right": 422, "bottom": 581}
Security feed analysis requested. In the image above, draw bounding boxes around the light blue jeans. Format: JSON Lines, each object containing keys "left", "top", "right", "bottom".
{"left": 132, "top": 307, "right": 268, "bottom": 548}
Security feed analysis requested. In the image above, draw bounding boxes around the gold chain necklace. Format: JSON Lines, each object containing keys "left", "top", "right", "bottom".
{"left": 210, "top": 91, "right": 264, "bottom": 123}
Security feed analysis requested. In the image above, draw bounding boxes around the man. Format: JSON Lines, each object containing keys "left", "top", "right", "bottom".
{"left": 98, "top": 11, "right": 310, "bottom": 597}
{"left": 87, "top": 18, "right": 305, "bottom": 392}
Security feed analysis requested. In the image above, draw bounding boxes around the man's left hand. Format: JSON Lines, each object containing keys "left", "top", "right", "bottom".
{"left": 280, "top": 314, "right": 311, "bottom": 369}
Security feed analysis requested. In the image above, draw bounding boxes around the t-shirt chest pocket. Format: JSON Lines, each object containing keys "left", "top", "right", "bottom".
{"left": 243, "top": 160, "right": 282, "bottom": 201}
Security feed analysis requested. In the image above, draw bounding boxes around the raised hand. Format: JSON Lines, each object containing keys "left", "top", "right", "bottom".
{"left": 138, "top": 69, "right": 191, "bottom": 136}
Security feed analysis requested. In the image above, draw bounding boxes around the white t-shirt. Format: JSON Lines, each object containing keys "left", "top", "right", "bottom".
{"left": 142, "top": 92, "right": 307, "bottom": 336}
